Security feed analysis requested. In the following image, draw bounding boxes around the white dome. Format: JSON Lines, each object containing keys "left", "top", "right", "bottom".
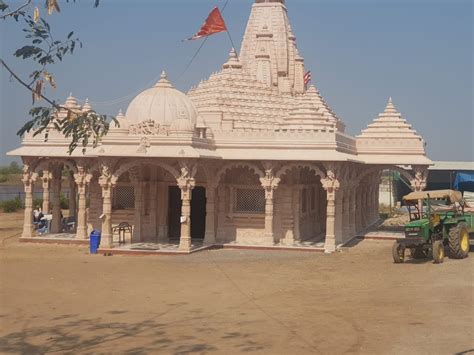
{"left": 125, "top": 71, "right": 197, "bottom": 128}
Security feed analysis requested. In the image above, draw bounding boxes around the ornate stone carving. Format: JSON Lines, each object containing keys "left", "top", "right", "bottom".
{"left": 137, "top": 137, "right": 151, "bottom": 153}
{"left": 259, "top": 165, "right": 280, "bottom": 200}
{"left": 129, "top": 119, "right": 168, "bottom": 136}
{"left": 176, "top": 162, "right": 197, "bottom": 200}
{"left": 321, "top": 169, "right": 340, "bottom": 195}
{"left": 410, "top": 165, "right": 428, "bottom": 192}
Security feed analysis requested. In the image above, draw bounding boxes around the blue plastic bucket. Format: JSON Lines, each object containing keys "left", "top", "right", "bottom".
{"left": 89, "top": 230, "right": 101, "bottom": 254}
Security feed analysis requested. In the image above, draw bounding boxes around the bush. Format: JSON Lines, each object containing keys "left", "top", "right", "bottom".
{"left": 33, "top": 198, "right": 44, "bottom": 210}
{"left": 60, "top": 193, "right": 69, "bottom": 209}
{"left": 0, "top": 174, "right": 7, "bottom": 183}
{"left": 1, "top": 197, "right": 23, "bottom": 213}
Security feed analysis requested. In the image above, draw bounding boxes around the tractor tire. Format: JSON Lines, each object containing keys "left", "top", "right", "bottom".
{"left": 448, "top": 222, "right": 470, "bottom": 259}
{"left": 410, "top": 247, "right": 427, "bottom": 259}
{"left": 392, "top": 242, "right": 405, "bottom": 263}
{"left": 432, "top": 240, "right": 445, "bottom": 264}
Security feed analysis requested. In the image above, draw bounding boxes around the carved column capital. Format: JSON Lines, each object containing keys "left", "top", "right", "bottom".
{"left": 410, "top": 165, "right": 428, "bottom": 192}
{"left": 321, "top": 169, "right": 340, "bottom": 197}
{"left": 259, "top": 169, "right": 280, "bottom": 200}
{"left": 21, "top": 164, "right": 38, "bottom": 190}
{"left": 176, "top": 163, "right": 197, "bottom": 200}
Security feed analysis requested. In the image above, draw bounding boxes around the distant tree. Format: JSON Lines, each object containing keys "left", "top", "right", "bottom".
{"left": 0, "top": 0, "right": 117, "bottom": 153}
{"left": 8, "top": 161, "right": 22, "bottom": 173}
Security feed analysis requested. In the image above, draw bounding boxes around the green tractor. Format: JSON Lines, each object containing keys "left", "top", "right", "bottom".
{"left": 392, "top": 190, "right": 473, "bottom": 264}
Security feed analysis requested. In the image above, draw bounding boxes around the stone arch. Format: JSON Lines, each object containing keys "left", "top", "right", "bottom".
{"left": 275, "top": 162, "right": 325, "bottom": 180}
{"left": 215, "top": 162, "right": 265, "bottom": 184}
{"left": 112, "top": 159, "right": 180, "bottom": 183}
{"left": 356, "top": 165, "right": 414, "bottom": 188}
{"left": 34, "top": 158, "right": 78, "bottom": 174}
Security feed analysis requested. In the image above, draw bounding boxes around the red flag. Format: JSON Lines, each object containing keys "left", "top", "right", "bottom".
{"left": 187, "top": 7, "right": 227, "bottom": 40}
{"left": 304, "top": 71, "right": 312, "bottom": 86}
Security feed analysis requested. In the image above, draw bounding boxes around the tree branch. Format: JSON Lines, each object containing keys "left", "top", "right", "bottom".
{"left": 0, "top": 57, "right": 61, "bottom": 109}
{"left": 0, "top": 0, "right": 32, "bottom": 19}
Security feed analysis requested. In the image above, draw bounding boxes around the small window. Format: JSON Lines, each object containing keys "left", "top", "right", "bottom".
{"left": 113, "top": 186, "right": 135, "bottom": 210}
{"left": 234, "top": 188, "right": 265, "bottom": 214}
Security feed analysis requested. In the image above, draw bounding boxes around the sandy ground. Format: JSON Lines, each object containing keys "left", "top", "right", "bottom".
{"left": 0, "top": 211, "right": 472, "bottom": 354}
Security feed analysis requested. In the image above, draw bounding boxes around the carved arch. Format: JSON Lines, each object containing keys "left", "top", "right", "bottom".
{"left": 356, "top": 165, "right": 414, "bottom": 188}
{"left": 34, "top": 158, "right": 78, "bottom": 174}
{"left": 215, "top": 162, "right": 265, "bottom": 183}
{"left": 274, "top": 162, "right": 325, "bottom": 180}
{"left": 112, "top": 159, "right": 180, "bottom": 182}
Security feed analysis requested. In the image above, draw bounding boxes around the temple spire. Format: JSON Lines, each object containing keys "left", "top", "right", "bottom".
{"left": 240, "top": 0, "right": 305, "bottom": 94}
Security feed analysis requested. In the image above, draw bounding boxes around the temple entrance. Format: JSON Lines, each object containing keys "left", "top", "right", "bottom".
{"left": 168, "top": 186, "right": 206, "bottom": 240}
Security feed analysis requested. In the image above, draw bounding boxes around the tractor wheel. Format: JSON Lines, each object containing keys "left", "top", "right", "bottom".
{"left": 448, "top": 222, "right": 470, "bottom": 259}
{"left": 432, "top": 240, "right": 445, "bottom": 264}
{"left": 392, "top": 242, "right": 405, "bottom": 263}
{"left": 410, "top": 247, "right": 427, "bottom": 259}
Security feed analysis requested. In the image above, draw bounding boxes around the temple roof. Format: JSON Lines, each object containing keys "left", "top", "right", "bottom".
{"left": 7, "top": 1, "right": 431, "bottom": 166}
{"left": 356, "top": 98, "right": 431, "bottom": 165}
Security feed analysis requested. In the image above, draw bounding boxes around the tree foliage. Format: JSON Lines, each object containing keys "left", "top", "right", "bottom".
{"left": 0, "top": 0, "right": 117, "bottom": 154}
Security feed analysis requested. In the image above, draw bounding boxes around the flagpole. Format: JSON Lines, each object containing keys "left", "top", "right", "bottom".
{"left": 226, "top": 30, "right": 237, "bottom": 55}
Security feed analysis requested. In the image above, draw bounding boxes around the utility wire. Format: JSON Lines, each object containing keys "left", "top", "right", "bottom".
{"left": 77, "top": 0, "right": 233, "bottom": 107}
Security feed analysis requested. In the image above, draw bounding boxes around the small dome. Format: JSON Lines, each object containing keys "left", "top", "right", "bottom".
{"left": 125, "top": 71, "right": 197, "bottom": 128}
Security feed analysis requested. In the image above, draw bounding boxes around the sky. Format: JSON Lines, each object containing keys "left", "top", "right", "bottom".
{"left": 0, "top": 0, "right": 473, "bottom": 165}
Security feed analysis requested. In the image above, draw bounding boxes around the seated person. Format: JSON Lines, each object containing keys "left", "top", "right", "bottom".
{"left": 32, "top": 206, "right": 44, "bottom": 228}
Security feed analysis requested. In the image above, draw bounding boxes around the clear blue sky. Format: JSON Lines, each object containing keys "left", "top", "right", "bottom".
{"left": 1, "top": 0, "right": 472, "bottom": 165}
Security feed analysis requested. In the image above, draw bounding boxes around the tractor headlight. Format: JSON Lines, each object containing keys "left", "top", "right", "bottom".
{"left": 405, "top": 226, "right": 421, "bottom": 237}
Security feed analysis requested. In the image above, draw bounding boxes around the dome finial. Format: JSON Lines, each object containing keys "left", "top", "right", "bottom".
{"left": 82, "top": 98, "right": 93, "bottom": 112}
{"left": 154, "top": 70, "right": 173, "bottom": 88}
{"left": 384, "top": 97, "right": 397, "bottom": 114}
{"left": 223, "top": 48, "right": 243, "bottom": 70}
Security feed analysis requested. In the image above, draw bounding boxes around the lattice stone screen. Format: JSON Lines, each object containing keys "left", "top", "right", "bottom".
{"left": 234, "top": 188, "right": 265, "bottom": 214}
{"left": 113, "top": 186, "right": 135, "bottom": 210}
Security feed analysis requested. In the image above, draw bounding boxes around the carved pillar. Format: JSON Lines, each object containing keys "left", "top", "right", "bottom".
{"left": 335, "top": 190, "right": 344, "bottom": 245}
{"left": 292, "top": 185, "right": 301, "bottom": 241}
{"left": 74, "top": 165, "right": 91, "bottom": 239}
{"left": 177, "top": 164, "right": 197, "bottom": 251}
{"left": 342, "top": 188, "right": 350, "bottom": 241}
{"left": 349, "top": 186, "right": 356, "bottom": 237}
{"left": 355, "top": 189, "right": 362, "bottom": 232}
{"left": 410, "top": 165, "right": 428, "bottom": 214}
{"left": 68, "top": 171, "right": 77, "bottom": 218}
{"left": 322, "top": 169, "right": 340, "bottom": 253}
{"left": 204, "top": 183, "right": 218, "bottom": 245}
{"left": 41, "top": 170, "right": 51, "bottom": 214}
{"left": 50, "top": 164, "right": 63, "bottom": 234}
{"left": 99, "top": 163, "right": 115, "bottom": 248}
{"left": 133, "top": 179, "right": 145, "bottom": 243}
{"left": 260, "top": 166, "right": 280, "bottom": 245}
{"left": 21, "top": 165, "right": 38, "bottom": 238}
{"left": 156, "top": 182, "right": 167, "bottom": 242}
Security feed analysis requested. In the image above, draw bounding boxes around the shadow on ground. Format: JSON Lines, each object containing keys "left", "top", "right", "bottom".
{"left": 0, "top": 313, "right": 265, "bottom": 354}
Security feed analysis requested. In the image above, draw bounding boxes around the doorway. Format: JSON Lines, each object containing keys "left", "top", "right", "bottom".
{"left": 168, "top": 186, "right": 206, "bottom": 240}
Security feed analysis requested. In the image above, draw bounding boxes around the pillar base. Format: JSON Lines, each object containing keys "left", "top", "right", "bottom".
{"left": 101, "top": 234, "right": 114, "bottom": 249}
{"left": 324, "top": 236, "right": 336, "bottom": 253}
{"left": 203, "top": 233, "right": 216, "bottom": 246}
{"left": 76, "top": 228, "right": 88, "bottom": 240}
{"left": 179, "top": 237, "right": 192, "bottom": 251}
{"left": 261, "top": 234, "right": 275, "bottom": 246}
{"left": 280, "top": 237, "right": 295, "bottom": 246}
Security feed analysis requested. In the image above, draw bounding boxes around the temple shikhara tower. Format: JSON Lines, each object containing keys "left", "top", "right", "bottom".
{"left": 8, "top": 0, "right": 431, "bottom": 254}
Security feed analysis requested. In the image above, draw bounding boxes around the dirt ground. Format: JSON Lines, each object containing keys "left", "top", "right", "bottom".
{"left": 0, "top": 211, "right": 472, "bottom": 354}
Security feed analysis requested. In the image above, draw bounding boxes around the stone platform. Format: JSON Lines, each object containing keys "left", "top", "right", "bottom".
{"left": 18, "top": 234, "right": 326, "bottom": 255}
{"left": 20, "top": 233, "right": 89, "bottom": 245}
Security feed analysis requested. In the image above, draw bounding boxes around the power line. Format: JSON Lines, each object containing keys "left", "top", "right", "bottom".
{"left": 76, "top": 0, "right": 233, "bottom": 108}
